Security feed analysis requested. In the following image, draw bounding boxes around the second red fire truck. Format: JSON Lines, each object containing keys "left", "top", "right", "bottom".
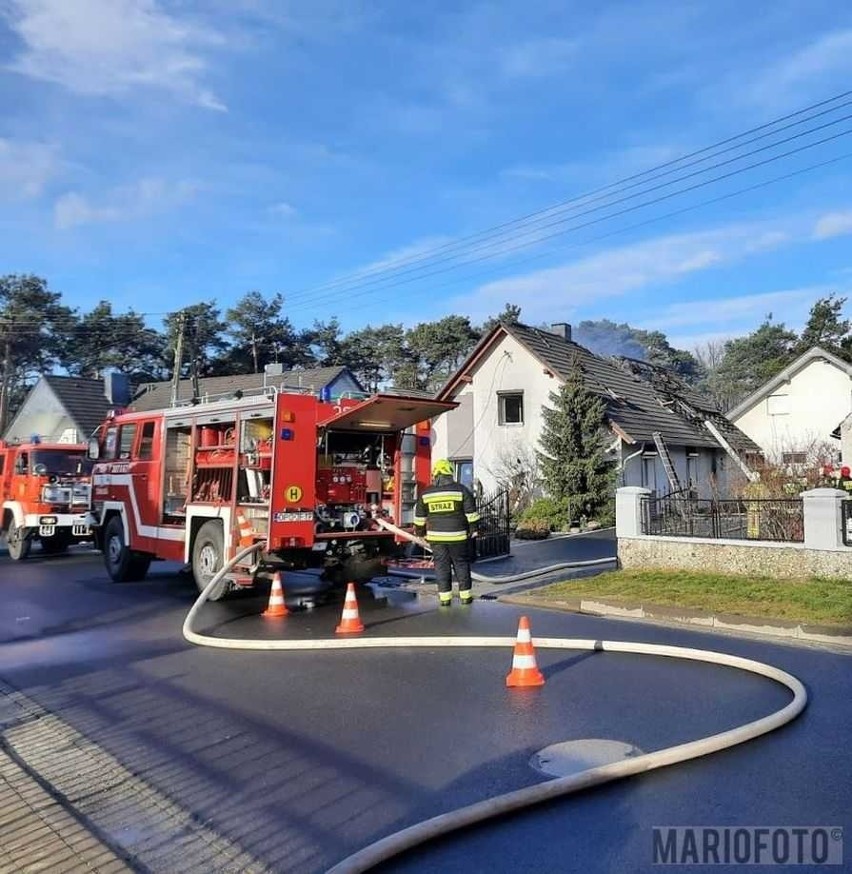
{"left": 87, "top": 387, "right": 453, "bottom": 600}
{"left": 1, "top": 439, "right": 93, "bottom": 560}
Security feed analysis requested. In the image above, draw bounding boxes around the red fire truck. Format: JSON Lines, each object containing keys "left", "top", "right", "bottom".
{"left": 87, "top": 388, "right": 453, "bottom": 599}
{"left": 1, "top": 440, "right": 93, "bottom": 560}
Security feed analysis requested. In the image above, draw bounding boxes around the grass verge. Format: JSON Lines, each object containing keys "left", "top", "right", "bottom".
{"left": 522, "top": 569, "right": 852, "bottom": 626}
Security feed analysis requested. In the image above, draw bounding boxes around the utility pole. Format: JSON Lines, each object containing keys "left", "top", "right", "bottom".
{"left": 170, "top": 311, "right": 186, "bottom": 407}
{"left": 0, "top": 333, "right": 11, "bottom": 436}
{"left": 251, "top": 331, "right": 259, "bottom": 374}
{"left": 189, "top": 315, "right": 200, "bottom": 402}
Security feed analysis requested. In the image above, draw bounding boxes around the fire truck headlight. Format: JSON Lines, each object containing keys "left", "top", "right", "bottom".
{"left": 42, "top": 485, "right": 65, "bottom": 503}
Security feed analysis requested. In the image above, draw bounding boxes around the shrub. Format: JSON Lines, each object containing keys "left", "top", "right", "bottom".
{"left": 520, "top": 497, "right": 571, "bottom": 530}
{"left": 514, "top": 520, "right": 551, "bottom": 540}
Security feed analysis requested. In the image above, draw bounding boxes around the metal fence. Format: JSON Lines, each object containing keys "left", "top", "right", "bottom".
{"left": 475, "top": 489, "right": 511, "bottom": 559}
{"left": 642, "top": 494, "right": 805, "bottom": 543}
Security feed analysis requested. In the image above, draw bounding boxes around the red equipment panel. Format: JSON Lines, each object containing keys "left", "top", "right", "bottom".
{"left": 267, "top": 394, "right": 323, "bottom": 550}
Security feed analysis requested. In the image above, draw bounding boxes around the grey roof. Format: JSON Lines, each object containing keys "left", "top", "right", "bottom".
{"left": 443, "top": 322, "right": 759, "bottom": 453}
{"left": 43, "top": 376, "right": 112, "bottom": 438}
{"left": 131, "top": 366, "right": 359, "bottom": 412}
{"left": 727, "top": 346, "right": 852, "bottom": 420}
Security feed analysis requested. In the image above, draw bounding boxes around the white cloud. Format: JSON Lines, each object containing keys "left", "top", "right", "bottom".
{"left": 641, "top": 286, "right": 829, "bottom": 332}
{"left": 359, "top": 236, "right": 454, "bottom": 275}
{"left": 501, "top": 143, "right": 684, "bottom": 188}
{"left": 450, "top": 221, "right": 795, "bottom": 323}
{"left": 0, "top": 138, "right": 59, "bottom": 199}
{"left": 268, "top": 202, "right": 297, "bottom": 219}
{"left": 813, "top": 210, "right": 852, "bottom": 240}
{"left": 742, "top": 28, "right": 852, "bottom": 108}
{"left": 4, "top": 0, "right": 226, "bottom": 110}
{"left": 54, "top": 177, "right": 199, "bottom": 229}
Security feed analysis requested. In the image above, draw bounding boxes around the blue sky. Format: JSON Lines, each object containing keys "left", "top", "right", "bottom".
{"left": 1, "top": 0, "right": 851, "bottom": 352}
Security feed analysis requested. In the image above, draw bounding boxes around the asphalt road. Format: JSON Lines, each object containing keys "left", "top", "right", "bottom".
{"left": 0, "top": 546, "right": 850, "bottom": 873}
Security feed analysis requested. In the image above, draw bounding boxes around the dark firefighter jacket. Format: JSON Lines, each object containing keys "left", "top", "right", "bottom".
{"left": 413, "top": 475, "right": 480, "bottom": 543}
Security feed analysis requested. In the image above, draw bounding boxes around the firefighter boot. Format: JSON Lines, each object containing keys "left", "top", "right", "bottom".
{"left": 438, "top": 592, "right": 453, "bottom": 608}
{"left": 459, "top": 589, "right": 473, "bottom": 606}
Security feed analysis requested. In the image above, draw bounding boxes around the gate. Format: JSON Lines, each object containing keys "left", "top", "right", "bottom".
{"left": 475, "top": 489, "right": 511, "bottom": 559}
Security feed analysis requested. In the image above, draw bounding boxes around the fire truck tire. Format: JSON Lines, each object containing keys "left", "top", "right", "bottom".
{"left": 103, "top": 516, "right": 151, "bottom": 583}
{"left": 192, "top": 521, "right": 229, "bottom": 601}
{"left": 6, "top": 520, "right": 31, "bottom": 561}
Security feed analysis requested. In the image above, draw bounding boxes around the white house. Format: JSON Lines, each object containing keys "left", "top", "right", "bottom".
{"left": 3, "top": 376, "right": 115, "bottom": 444}
{"left": 727, "top": 346, "right": 852, "bottom": 464}
{"left": 432, "top": 322, "right": 759, "bottom": 498}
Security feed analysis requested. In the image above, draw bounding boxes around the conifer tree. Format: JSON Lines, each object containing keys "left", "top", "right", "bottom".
{"left": 537, "top": 354, "right": 615, "bottom": 521}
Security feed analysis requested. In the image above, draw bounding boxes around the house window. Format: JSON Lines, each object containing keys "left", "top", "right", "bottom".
{"left": 453, "top": 459, "right": 474, "bottom": 490}
{"left": 782, "top": 451, "right": 807, "bottom": 466}
{"left": 119, "top": 423, "right": 137, "bottom": 459}
{"left": 642, "top": 455, "right": 657, "bottom": 492}
{"left": 138, "top": 422, "right": 156, "bottom": 460}
{"left": 498, "top": 392, "right": 524, "bottom": 425}
{"left": 686, "top": 452, "right": 698, "bottom": 489}
{"left": 767, "top": 394, "right": 789, "bottom": 416}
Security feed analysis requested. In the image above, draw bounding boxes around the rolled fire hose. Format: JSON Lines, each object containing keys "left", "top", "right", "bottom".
{"left": 373, "top": 516, "right": 616, "bottom": 583}
{"left": 183, "top": 545, "right": 808, "bottom": 874}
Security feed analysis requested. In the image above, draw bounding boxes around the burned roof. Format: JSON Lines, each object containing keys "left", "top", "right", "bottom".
{"left": 499, "top": 323, "right": 759, "bottom": 453}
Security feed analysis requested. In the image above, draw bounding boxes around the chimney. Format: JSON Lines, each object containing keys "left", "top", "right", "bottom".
{"left": 549, "top": 323, "right": 571, "bottom": 342}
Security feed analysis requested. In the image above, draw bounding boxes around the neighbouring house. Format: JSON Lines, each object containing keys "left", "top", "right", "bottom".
{"left": 131, "top": 365, "right": 365, "bottom": 412}
{"left": 432, "top": 321, "right": 759, "bottom": 498}
{"left": 3, "top": 375, "right": 123, "bottom": 444}
{"left": 727, "top": 346, "right": 852, "bottom": 466}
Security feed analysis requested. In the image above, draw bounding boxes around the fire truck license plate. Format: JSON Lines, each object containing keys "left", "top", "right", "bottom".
{"left": 273, "top": 511, "right": 313, "bottom": 523}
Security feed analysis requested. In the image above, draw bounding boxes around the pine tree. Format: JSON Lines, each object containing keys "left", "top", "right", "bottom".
{"left": 537, "top": 354, "right": 615, "bottom": 522}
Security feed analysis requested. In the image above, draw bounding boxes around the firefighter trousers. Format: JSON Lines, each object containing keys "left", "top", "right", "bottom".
{"left": 432, "top": 540, "right": 472, "bottom": 598}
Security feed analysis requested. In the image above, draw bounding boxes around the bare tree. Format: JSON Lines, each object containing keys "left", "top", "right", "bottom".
{"left": 486, "top": 441, "right": 542, "bottom": 515}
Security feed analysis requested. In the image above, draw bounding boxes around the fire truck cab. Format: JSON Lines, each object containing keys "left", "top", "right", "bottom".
{"left": 0, "top": 439, "right": 93, "bottom": 560}
{"left": 87, "top": 387, "right": 454, "bottom": 600}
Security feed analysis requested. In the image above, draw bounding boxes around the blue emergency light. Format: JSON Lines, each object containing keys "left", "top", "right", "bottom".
{"left": 280, "top": 428, "right": 294, "bottom": 441}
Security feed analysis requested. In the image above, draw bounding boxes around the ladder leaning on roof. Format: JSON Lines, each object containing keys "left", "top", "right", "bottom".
{"left": 703, "top": 420, "right": 760, "bottom": 483}
{"left": 652, "top": 432, "right": 682, "bottom": 493}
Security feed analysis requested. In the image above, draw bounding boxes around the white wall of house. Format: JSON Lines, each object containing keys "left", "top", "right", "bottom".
{"left": 3, "top": 380, "right": 75, "bottom": 443}
{"left": 433, "top": 333, "right": 561, "bottom": 492}
{"left": 433, "top": 332, "right": 728, "bottom": 498}
{"left": 731, "top": 358, "right": 851, "bottom": 461}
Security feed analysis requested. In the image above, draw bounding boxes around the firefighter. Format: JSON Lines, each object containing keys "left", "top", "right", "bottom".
{"left": 413, "top": 459, "right": 480, "bottom": 607}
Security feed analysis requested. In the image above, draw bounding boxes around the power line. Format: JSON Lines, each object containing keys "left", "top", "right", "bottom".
{"left": 8, "top": 148, "right": 850, "bottom": 344}
{"left": 280, "top": 124, "right": 852, "bottom": 312}
{"left": 2, "top": 92, "right": 851, "bottom": 335}
{"left": 276, "top": 91, "right": 852, "bottom": 301}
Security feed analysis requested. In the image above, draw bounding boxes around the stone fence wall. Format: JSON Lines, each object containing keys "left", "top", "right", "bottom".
{"left": 616, "top": 487, "right": 852, "bottom": 580}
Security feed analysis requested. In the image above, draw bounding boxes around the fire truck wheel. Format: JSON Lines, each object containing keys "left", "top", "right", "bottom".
{"left": 104, "top": 516, "right": 151, "bottom": 583}
{"left": 6, "top": 520, "right": 32, "bottom": 561}
{"left": 192, "top": 521, "right": 229, "bottom": 601}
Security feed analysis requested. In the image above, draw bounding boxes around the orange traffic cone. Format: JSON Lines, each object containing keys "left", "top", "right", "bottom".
{"left": 236, "top": 512, "right": 254, "bottom": 548}
{"left": 262, "top": 572, "right": 289, "bottom": 618}
{"left": 505, "top": 616, "right": 545, "bottom": 687}
{"left": 335, "top": 583, "right": 365, "bottom": 634}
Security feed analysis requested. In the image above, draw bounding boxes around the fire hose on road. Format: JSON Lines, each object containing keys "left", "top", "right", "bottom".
{"left": 372, "top": 516, "right": 618, "bottom": 583}
{"left": 183, "top": 545, "right": 808, "bottom": 874}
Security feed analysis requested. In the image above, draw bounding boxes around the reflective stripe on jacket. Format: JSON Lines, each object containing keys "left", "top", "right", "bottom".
{"left": 413, "top": 476, "right": 480, "bottom": 543}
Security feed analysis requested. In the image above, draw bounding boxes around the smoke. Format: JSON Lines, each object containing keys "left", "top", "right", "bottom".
{"left": 572, "top": 320, "right": 647, "bottom": 361}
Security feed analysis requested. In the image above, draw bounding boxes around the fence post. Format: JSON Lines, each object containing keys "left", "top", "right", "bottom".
{"left": 616, "top": 487, "right": 652, "bottom": 538}
{"left": 801, "top": 487, "right": 847, "bottom": 550}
